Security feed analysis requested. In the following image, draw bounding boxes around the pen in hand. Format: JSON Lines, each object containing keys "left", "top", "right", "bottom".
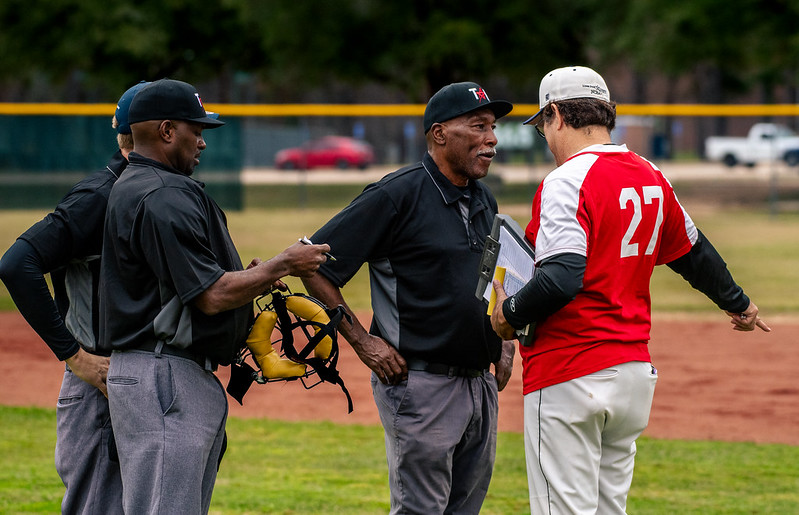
{"left": 299, "top": 236, "right": 337, "bottom": 262}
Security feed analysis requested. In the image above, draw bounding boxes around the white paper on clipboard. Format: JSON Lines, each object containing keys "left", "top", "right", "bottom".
{"left": 481, "top": 224, "right": 535, "bottom": 302}
{"left": 475, "top": 214, "right": 537, "bottom": 346}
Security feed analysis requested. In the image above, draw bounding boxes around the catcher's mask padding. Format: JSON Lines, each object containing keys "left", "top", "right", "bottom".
{"left": 227, "top": 291, "right": 353, "bottom": 413}
{"left": 246, "top": 310, "right": 307, "bottom": 378}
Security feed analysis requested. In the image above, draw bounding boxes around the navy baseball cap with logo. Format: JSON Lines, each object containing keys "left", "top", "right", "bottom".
{"left": 114, "top": 81, "right": 150, "bottom": 135}
{"left": 423, "top": 82, "right": 513, "bottom": 134}
{"left": 128, "top": 78, "right": 224, "bottom": 129}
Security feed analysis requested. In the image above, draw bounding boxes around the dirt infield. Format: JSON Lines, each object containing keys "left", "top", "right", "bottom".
{"left": 1, "top": 311, "right": 796, "bottom": 445}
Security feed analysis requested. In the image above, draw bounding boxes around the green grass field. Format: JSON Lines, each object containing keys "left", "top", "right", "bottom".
{"left": 1, "top": 184, "right": 798, "bottom": 513}
{"left": 2, "top": 406, "right": 798, "bottom": 514}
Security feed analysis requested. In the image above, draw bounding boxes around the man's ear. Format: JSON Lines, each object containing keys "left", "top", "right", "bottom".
{"left": 430, "top": 123, "right": 447, "bottom": 145}
{"left": 159, "top": 120, "right": 175, "bottom": 142}
{"left": 551, "top": 104, "right": 564, "bottom": 130}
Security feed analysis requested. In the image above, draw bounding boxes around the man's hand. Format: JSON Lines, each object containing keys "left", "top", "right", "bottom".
{"left": 352, "top": 334, "right": 408, "bottom": 385}
{"left": 490, "top": 280, "right": 516, "bottom": 340}
{"left": 64, "top": 348, "right": 109, "bottom": 397}
{"left": 278, "top": 242, "right": 330, "bottom": 278}
{"left": 493, "top": 340, "right": 515, "bottom": 391}
{"left": 726, "top": 301, "right": 771, "bottom": 332}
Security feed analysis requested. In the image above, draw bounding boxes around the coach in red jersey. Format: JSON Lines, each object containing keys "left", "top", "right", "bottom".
{"left": 490, "top": 66, "right": 770, "bottom": 515}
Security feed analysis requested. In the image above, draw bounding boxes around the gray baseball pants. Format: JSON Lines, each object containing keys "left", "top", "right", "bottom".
{"left": 55, "top": 366, "right": 124, "bottom": 514}
{"left": 107, "top": 349, "right": 227, "bottom": 515}
{"left": 372, "top": 370, "right": 499, "bottom": 515}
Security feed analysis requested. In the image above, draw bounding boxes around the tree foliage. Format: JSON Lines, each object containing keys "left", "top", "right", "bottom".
{"left": 2, "top": 0, "right": 799, "bottom": 103}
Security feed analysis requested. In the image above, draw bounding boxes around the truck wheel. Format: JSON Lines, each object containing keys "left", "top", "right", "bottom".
{"left": 722, "top": 154, "right": 737, "bottom": 167}
{"left": 785, "top": 152, "right": 799, "bottom": 167}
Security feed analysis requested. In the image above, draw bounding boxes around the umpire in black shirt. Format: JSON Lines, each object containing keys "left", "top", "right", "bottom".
{"left": 0, "top": 81, "right": 148, "bottom": 514}
{"left": 99, "top": 78, "right": 329, "bottom": 514}
{"left": 303, "top": 82, "right": 516, "bottom": 514}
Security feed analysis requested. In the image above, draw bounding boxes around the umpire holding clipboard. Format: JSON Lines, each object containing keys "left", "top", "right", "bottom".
{"left": 302, "top": 82, "right": 516, "bottom": 514}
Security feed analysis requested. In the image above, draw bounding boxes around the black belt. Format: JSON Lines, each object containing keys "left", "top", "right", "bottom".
{"left": 405, "top": 358, "right": 486, "bottom": 378}
{"left": 137, "top": 341, "right": 215, "bottom": 371}
{"left": 80, "top": 347, "right": 112, "bottom": 357}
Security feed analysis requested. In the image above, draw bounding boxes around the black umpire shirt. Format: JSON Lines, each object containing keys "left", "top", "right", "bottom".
{"left": 311, "top": 152, "right": 502, "bottom": 370}
{"left": 0, "top": 151, "right": 127, "bottom": 359}
{"left": 98, "top": 152, "right": 251, "bottom": 365}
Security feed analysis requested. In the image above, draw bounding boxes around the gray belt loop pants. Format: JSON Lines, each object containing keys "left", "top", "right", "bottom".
{"left": 107, "top": 349, "right": 228, "bottom": 514}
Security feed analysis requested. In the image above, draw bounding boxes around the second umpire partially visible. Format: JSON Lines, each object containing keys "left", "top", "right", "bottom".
{"left": 0, "top": 81, "right": 148, "bottom": 514}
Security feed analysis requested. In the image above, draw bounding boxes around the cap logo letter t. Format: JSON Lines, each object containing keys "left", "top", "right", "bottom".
{"left": 194, "top": 93, "right": 204, "bottom": 108}
{"left": 469, "top": 87, "right": 489, "bottom": 102}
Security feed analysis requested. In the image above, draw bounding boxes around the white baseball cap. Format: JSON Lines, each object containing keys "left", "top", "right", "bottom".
{"left": 523, "top": 66, "right": 610, "bottom": 125}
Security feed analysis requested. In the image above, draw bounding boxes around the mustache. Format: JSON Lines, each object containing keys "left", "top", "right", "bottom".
{"left": 478, "top": 148, "right": 497, "bottom": 158}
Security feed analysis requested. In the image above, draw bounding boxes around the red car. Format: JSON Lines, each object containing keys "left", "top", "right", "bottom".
{"left": 275, "top": 136, "right": 375, "bottom": 170}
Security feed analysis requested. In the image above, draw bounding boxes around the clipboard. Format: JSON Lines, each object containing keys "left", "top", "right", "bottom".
{"left": 476, "top": 214, "right": 536, "bottom": 346}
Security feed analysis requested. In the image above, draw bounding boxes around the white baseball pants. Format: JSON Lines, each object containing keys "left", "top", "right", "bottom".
{"left": 524, "top": 360, "right": 657, "bottom": 514}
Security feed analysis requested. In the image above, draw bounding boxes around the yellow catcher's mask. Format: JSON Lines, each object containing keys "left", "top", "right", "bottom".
{"left": 227, "top": 290, "right": 353, "bottom": 413}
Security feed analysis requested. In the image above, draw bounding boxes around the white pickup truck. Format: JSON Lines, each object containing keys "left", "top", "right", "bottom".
{"left": 704, "top": 123, "right": 799, "bottom": 167}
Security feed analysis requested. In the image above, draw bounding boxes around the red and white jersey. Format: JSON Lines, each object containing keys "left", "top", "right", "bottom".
{"left": 521, "top": 144, "right": 697, "bottom": 393}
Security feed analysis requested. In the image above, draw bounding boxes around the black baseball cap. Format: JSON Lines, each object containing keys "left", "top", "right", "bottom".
{"left": 423, "top": 82, "right": 513, "bottom": 134}
{"left": 128, "top": 78, "right": 224, "bottom": 129}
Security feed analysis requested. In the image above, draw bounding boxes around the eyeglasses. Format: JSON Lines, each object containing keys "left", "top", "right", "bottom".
{"left": 534, "top": 118, "right": 546, "bottom": 139}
